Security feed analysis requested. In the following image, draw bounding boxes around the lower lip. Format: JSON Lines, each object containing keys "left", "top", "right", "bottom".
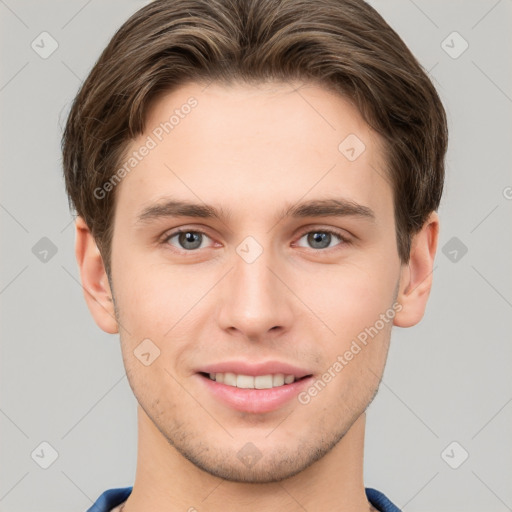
{"left": 197, "top": 373, "right": 314, "bottom": 414}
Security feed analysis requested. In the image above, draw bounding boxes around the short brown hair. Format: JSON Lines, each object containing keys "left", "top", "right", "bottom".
{"left": 62, "top": 0, "right": 448, "bottom": 277}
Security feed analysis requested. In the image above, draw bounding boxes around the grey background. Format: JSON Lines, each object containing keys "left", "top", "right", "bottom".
{"left": 0, "top": 0, "right": 511, "bottom": 511}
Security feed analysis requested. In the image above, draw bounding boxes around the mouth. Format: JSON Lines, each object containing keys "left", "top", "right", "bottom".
{"left": 196, "top": 367, "right": 314, "bottom": 414}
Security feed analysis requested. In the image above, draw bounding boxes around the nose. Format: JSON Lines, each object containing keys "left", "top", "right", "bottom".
{"left": 217, "top": 242, "right": 294, "bottom": 342}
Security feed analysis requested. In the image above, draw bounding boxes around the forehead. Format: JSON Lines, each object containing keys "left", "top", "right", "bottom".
{"left": 114, "top": 80, "right": 392, "bottom": 225}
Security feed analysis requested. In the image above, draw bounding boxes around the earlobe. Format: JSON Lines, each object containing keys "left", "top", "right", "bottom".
{"left": 75, "top": 216, "right": 119, "bottom": 334}
{"left": 393, "top": 212, "right": 439, "bottom": 328}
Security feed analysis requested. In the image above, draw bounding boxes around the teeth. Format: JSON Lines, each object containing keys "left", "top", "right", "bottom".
{"left": 237, "top": 374, "right": 254, "bottom": 388}
{"left": 255, "top": 375, "right": 273, "bottom": 389}
{"left": 208, "top": 372, "right": 298, "bottom": 389}
{"left": 224, "top": 372, "right": 237, "bottom": 386}
{"left": 284, "top": 374, "right": 295, "bottom": 384}
{"left": 272, "top": 374, "right": 284, "bottom": 386}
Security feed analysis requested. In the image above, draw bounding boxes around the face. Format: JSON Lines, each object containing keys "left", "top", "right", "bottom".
{"left": 108, "top": 80, "right": 403, "bottom": 482}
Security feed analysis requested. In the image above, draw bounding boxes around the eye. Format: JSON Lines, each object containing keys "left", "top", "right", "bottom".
{"left": 161, "top": 227, "right": 350, "bottom": 253}
{"left": 295, "top": 229, "right": 349, "bottom": 250}
{"left": 163, "top": 229, "right": 213, "bottom": 251}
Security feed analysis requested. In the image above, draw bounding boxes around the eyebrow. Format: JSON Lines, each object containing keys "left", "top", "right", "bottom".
{"left": 135, "top": 197, "right": 376, "bottom": 225}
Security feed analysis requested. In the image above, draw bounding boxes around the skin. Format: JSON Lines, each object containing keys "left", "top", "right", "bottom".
{"left": 75, "top": 80, "right": 439, "bottom": 512}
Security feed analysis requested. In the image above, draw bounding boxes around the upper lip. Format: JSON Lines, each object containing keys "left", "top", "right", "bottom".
{"left": 198, "top": 360, "right": 312, "bottom": 379}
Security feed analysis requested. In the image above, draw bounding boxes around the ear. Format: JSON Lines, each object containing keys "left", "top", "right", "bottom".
{"left": 74, "top": 216, "right": 118, "bottom": 334}
{"left": 394, "top": 211, "right": 439, "bottom": 328}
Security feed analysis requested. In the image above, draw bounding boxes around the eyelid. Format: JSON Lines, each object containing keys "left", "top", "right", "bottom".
{"left": 295, "top": 225, "right": 351, "bottom": 240}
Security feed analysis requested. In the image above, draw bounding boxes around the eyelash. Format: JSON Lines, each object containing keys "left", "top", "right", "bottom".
{"left": 161, "top": 227, "right": 352, "bottom": 252}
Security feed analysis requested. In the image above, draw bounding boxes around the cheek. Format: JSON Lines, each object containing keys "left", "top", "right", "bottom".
{"left": 112, "top": 254, "right": 189, "bottom": 335}
{"left": 113, "top": 260, "right": 205, "bottom": 382}
{"left": 303, "top": 261, "right": 397, "bottom": 338}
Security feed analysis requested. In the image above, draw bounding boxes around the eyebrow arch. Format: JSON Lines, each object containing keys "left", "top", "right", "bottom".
{"left": 281, "top": 198, "right": 375, "bottom": 221}
{"left": 136, "top": 200, "right": 231, "bottom": 224}
{"left": 135, "top": 197, "right": 375, "bottom": 225}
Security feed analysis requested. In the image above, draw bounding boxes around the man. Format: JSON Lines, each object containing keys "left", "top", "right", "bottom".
{"left": 62, "top": 0, "right": 448, "bottom": 510}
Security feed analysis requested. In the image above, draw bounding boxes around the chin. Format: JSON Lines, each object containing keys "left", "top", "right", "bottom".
{"left": 169, "top": 430, "right": 343, "bottom": 484}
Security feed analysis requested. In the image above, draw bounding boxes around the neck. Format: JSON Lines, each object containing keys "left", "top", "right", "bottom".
{"left": 122, "top": 406, "right": 374, "bottom": 512}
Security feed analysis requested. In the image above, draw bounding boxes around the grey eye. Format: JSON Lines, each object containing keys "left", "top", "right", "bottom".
{"left": 167, "top": 231, "right": 207, "bottom": 250}
{"left": 296, "top": 231, "right": 343, "bottom": 250}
